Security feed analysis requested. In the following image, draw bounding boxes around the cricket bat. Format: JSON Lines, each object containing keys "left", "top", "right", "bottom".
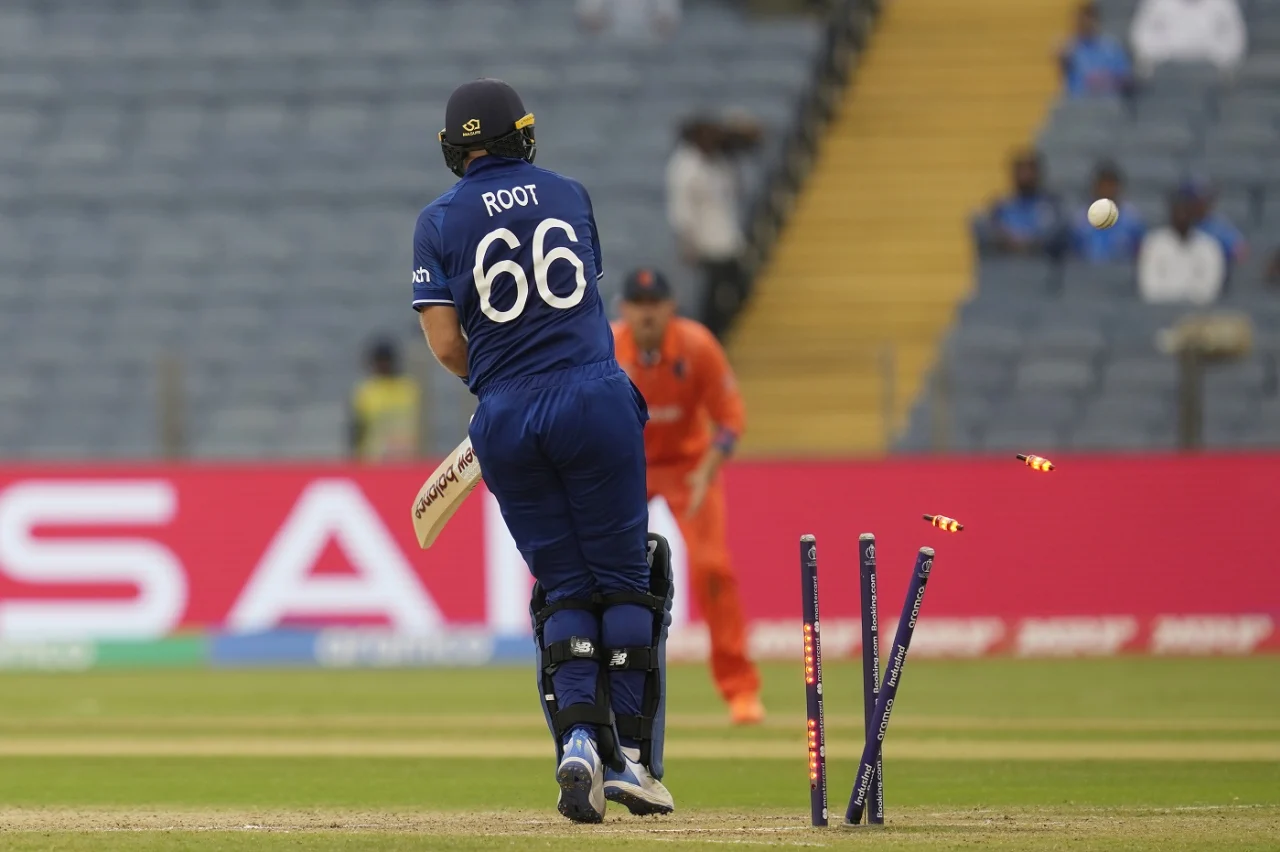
{"left": 411, "top": 434, "right": 483, "bottom": 549}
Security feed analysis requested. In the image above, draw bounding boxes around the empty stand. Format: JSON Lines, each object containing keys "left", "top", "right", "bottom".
{"left": 0, "top": 0, "right": 823, "bottom": 458}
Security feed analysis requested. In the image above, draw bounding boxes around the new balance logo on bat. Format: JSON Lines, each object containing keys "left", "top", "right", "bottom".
{"left": 413, "top": 446, "right": 476, "bottom": 519}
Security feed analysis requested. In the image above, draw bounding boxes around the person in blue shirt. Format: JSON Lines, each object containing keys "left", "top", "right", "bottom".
{"left": 1180, "top": 176, "right": 1249, "bottom": 266}
{"left": 1070, "top": 162, "right": 1146, "bottom": 262}
{"left": 1059, "top": 1, "right": 1133, "bottom": 97}
{"left": 973, "top": 150, "right": 1067, "bottom": 258}
{"left": 413, "top": 79, "right": 675, "bottom": 823}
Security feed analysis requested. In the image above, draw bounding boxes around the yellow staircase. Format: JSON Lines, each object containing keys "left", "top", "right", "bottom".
{"left": 730, "top": 0, "right": 1076, "bottom": 456}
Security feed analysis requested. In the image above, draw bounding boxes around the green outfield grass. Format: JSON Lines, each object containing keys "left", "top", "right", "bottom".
{"left": 0, "top": 658, "right": 1277, "bottom": 850}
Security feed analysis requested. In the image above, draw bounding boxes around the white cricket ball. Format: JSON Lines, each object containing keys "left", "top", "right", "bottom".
{"left": 1087, "top": 198, "right": 1119, "bottom": 229}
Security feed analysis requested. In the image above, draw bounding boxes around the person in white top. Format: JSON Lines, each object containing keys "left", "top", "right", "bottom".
{"left": 1130, "top": 0, "right": 1247, "bottom": 73}
{"left": 1138, "top": 192, "right": 1226, "bottom": 305}
{"left": 665, "top": 117, "right": 760, "bottom": 338}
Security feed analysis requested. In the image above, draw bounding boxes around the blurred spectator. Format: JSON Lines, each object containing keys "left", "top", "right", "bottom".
{"left": 1070, "top": 162, "right": 1146, "bottom": 262}
{"left": 1181, "top": 176, "right": 1248, "bottom": 265}
{"left": 1130, "top": 0, "right": 1247, "bottom": 74}
{"left": 667, "top": 116, "right": 761, "bottom": 339}
{"left": 972, "top": 150, "right": 1066, "bottom": 258}
{"left": 1138, "top": 191, "right": 1225, "bottom": 304}
{"left": 578, "top": 0, "right": 680, "bottom": 39}
{"left": 1267, "top": 251, "right": 1280, "bottom": 288}
{"left": 1059, "top": 2, "right": 1134, "bottom": 97}
{"left": 349, "top": 339, "right": 420, "bottom": 462}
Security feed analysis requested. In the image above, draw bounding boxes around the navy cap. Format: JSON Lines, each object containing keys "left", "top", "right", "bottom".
{"left": 443, "top": 78, "right": 531, "bottom": 148}
{"left": 621, "top": 268, "right": 673, "bottom": 302}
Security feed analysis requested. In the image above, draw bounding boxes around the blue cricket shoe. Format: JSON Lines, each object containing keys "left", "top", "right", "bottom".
{"left": 556, "top": 727, "right": 606, "bottom": 823}
{"left": 604, "top": 747, "right": 675, "bottom": 816}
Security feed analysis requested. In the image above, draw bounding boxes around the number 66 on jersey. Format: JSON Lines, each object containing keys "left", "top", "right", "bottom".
{"left": 407, "top": 79, "right": 608, "bottom": 551}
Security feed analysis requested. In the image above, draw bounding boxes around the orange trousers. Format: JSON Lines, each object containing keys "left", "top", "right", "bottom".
{"left": 650, "top": 465, "right": 761, "bottom": 702}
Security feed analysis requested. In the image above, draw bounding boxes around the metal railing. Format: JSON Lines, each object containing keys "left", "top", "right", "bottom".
{"left": 742, "top": 0, "right": 881, "bottom": 288}
{"left": 154, "top": 347, "right": 472, "bottom": 461}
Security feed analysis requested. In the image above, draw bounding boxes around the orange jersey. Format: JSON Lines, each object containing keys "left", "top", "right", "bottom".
{"left": 612, "top": 317, "right": 745, "bottom": 468}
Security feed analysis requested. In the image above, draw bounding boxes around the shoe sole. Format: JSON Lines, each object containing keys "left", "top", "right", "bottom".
{"left": 557, "top": 760, "right": 604, "bottom": 824}
{"left": 605, "top": 784, "right": 675, "bottom": 817}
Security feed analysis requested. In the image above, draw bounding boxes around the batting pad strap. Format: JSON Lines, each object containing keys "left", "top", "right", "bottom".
{"left": 532, "top": 597, "right": 598, "bottom": 630}
{"left": 544, "top": 637, "right": 602, "bottom": 667}
{"left": 614, "top": 714, "right": 654, "bottom": 742}
{"left": 597, "top": 591, "right": 664, "bottom": 613}
{"left": 605, "top": 647, "right": 656, "bottom": 671}
{"left": 554, "top": 703, "right": 613, "bottom": 732}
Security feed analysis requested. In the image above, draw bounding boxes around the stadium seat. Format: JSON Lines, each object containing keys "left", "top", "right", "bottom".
{"left": 1014, "top": 359, "right": 1096, "bottom": 394}
{"left": 975, "top": 257, "right": 1057, "bottom": 297}
{"left": 1141, "top": 61, "right": 1222, "bottom": 98}
{"left": 1100, "top": 356, "right": 1179, "bottom": 393}
{"left": 1132, "top": 95, "right": 1206, "bottom": 125}
{"left": 1217, "top": 92, "right": 1280, "bottom": 125}
{"left": 994, "top": 392, "right": 1081, "bottom": 429}
{"left": 1068, "top": 424, "right": 1163, "bottom": 450}
{"left": 944, "top": 323, "right": 1025, "bottom": 360}
{"left": 1238, "top": 54, "right": 1280, "bottom": 91}
{"left": 1044, "top": 155, "right": 1098, "bottom": 193}
{"left": 1116, "top": 154, "right": 1184, "bottom": 191}
{"left": 0, "top": 0, "right": 826, "bottom": 458}
{"left": 1203, "top": 122, "right": 1280, "bottom": 158}
{"left": 1113, "top": 121, "right": 1197, "bottom": 158}
{"left": 1083, "top": 390, "right": 1174, "bottom": 427}
{"left": 982, "top": 425, "right": 1065, "bottom": 452}
{"left": 1023, "top": 322, "right": 1108, "bottom": 359}
{"left": 1061, "top": 262, "right": 1137, "bottom": 301}
{"left": 1203, "top": 357, "right": 1272, "bottom": 394}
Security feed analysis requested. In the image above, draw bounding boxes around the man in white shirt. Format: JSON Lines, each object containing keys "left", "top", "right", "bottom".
{"left": 1138, "top": 191, "right": 1226, "bottom": 305}
{"left": 1130, "top": 0, "right": 1247, "bottom": 73}
{"left": 665, "top": 118, "right": 759, "bottom": 338}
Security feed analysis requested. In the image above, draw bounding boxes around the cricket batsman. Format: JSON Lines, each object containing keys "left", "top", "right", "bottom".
{"left": 612, "top": 269, "right": 764, "bottom": 725}
{"left": 412, "top": 79, "right": 674, "bottom": 823}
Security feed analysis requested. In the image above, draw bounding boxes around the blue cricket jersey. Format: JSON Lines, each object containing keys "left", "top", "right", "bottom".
{"left": 983, "top": 194, "right": 1064, "bottom": 243}
{"left": 1062, "top": 35, "right": 1132, "bottom": 96}
{"left": 411, "top": 157, "right": 615, "bottom": 394}
{"left": 1070, "top": 202, "right": 1146, "bottom": 262}
{"left": 1197, "top": 214, "right": 1247, "bottom": 264}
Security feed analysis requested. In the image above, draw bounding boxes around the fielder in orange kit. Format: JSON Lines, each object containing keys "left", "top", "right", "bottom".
{"left": 612, "top": 268, "right": 764, "bottom": 725}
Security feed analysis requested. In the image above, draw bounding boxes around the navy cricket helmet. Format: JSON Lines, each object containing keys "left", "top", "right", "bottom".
{"left": 439, "top": 78, "right": 537, "bottom": 178}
